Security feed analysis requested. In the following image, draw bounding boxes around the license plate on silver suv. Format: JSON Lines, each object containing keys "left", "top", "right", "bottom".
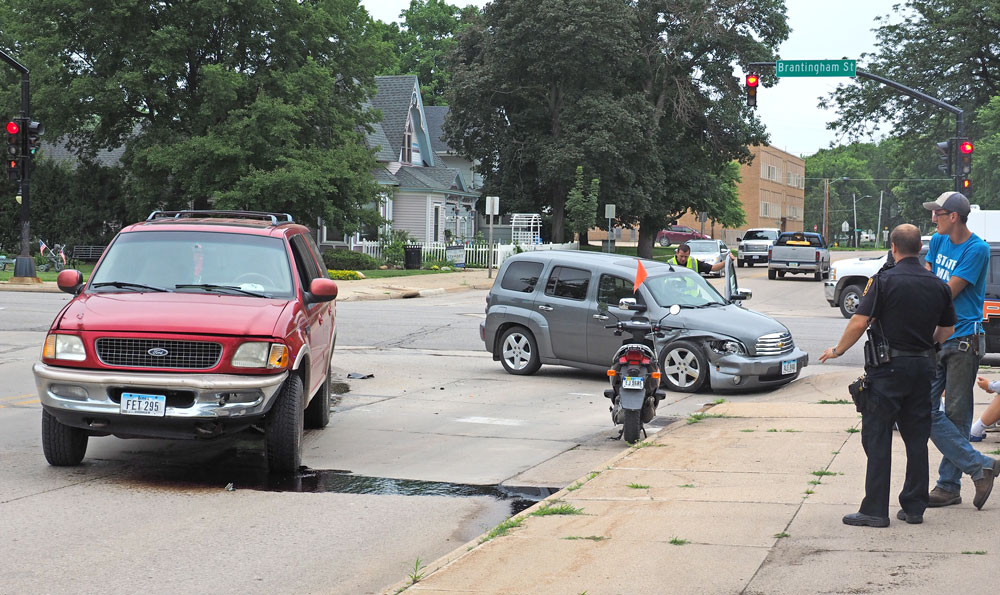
{"left": 120, "top": 392, "right": 166, "bottom": 416}
{"left": 781, "top": 360, "right": 797, "bottom": 375}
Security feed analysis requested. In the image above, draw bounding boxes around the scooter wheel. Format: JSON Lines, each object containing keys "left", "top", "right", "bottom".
{"left": 623, "top": 409, "right": 641, "bottom": 444}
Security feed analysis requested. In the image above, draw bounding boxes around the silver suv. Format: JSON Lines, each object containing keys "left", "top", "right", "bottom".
{"left": 480, "top": 251, "right": 808, "bottom": 393}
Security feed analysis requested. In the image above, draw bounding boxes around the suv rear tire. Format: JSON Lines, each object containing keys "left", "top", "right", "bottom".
{"left": 267, "top": 374, "right": 304, "bottom": 473}
{"left": 42, "top": 409, "right": 88, "bottom": 466}
{"left": 499, "top": 326, "right": 541, "bottom": 375}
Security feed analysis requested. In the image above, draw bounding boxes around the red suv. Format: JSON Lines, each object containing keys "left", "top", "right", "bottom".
{"left": 33, "top": 210, "right": 338, "bottom": 473}
{"left": 656, "top": 225, "right": 710, "bottom": 247}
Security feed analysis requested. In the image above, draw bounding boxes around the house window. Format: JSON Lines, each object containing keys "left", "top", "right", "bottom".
{"left": 402, "top": 128, "right": 413, "bottom": 164}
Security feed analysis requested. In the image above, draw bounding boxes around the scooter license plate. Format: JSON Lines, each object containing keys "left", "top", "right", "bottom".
{"left": 622, "top": 376, "right": 644, "bottom": 390}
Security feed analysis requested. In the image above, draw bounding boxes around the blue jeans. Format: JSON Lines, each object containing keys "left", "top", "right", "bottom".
{"left": 929, "top": 334, "right": 989, "bottom": 492}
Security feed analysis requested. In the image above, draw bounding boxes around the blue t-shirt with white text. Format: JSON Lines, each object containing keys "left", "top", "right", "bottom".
{"left": 925, "top": 232, "right": 989, "bottom": 338}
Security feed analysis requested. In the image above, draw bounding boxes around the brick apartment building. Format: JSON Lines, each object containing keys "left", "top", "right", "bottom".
{"left": 590, "top": 145, "right": 805, "bottom": 245}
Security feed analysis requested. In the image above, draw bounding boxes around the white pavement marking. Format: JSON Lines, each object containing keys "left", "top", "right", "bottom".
{"left": 455, "top": 416, "right": 525, "bottom": 426}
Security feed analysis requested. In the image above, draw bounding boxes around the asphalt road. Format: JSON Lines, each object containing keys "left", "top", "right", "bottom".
{"left": 0, "top": 259, "right": 966, "bottom": 593}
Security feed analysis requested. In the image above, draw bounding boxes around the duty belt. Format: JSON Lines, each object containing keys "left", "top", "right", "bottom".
{"left": 889, "top": 348, "right": 935, "bottom": 358}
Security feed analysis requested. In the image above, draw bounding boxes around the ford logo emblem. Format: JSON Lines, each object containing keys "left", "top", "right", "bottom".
{"left": 147, "top": 348, "right": 169, "bottom": 357}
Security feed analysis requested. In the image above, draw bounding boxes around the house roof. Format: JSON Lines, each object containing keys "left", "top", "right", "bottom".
{"left": 369, "top": 75, "right": 419, "bottom": 160}
{"left": 393, "top": 165, "right": 476, "bottom": 196}
{"left": 423, "top": 106, "right": 451, "bottom": 154}
{"left": 39, "top": 137, "right": 127, "bottom": 168}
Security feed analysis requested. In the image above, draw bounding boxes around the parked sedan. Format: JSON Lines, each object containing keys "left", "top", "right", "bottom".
{"left": 480, "top": 251, "right": 808, "bottom": 393}
{"left": 657, "top": 225, "right": 710, "bottom": 247}
{"left": 685, "top": 239, "right": 730, "bottom": 277}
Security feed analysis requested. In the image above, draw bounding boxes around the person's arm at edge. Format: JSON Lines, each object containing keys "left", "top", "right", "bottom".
{"left": 819, "top": 313, "right": 870, "bottom": 362}
{"left": 710, "top": 252, "right": 734, "bottom": 272}
{"left": 933, "top": 325, "right": 955, "bottom": 344}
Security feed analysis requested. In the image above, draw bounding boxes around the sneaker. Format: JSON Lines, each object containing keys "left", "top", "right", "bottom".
{"left": 971, "top": 433, "right": 986, "bottom": 442}
{"left": 928, "top": 486, "right": 962, "bottom": 507}
{"left": 843, "top": 512, "right": 890, "bottom": 528}
{"left": 973, "top": 458, "right": 1000, "bottom": 510}
{"left": 896, "top": 510, "right": 923, "bottom": 524}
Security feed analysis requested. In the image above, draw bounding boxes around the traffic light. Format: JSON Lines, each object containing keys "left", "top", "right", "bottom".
{"left": 745, "top": 73, "right": 759, "bottom": 107}
{"left": 956, "top": 139, "right": 973, "bottom": 192}
{"left": 6, "top": 120, "right": 21, "bottom": 182}
{"left": 935, "top": 140, "right": 952, "bottom": 176}
{"left": 25, "top": 120, "right": 43, "bottom": 156}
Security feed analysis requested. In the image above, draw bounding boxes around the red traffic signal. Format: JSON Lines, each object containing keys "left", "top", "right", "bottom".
{"left": 6, "top": 121, "right": 19, "bottom": 135}
{"left": 962, "top": 178, "right": 971, "bottom": 190}
{"left": 958, "top": 140, "right": 973, "bottom": 154}
{"left": 745, "top": 74, "right": 759, "bottom": 88}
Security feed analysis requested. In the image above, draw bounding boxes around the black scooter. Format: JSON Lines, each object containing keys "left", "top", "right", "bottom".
{"left": 603, "top": 299, "right": 681, "bottom": 443}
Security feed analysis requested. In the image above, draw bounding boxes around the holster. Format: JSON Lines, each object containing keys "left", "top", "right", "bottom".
{"left": 848, "top": 374, "right": 870, "bottom": 413}
{"left": 863, "top": 330, "right": 892, "bottom": 368}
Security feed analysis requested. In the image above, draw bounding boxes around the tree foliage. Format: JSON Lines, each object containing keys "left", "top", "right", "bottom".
{"left": 565, "top": 166, "right": 600, "bottom": 237}
{"left": 1, "top": 0, "right": 393, "bottom": 240}
{"left": 821, "top": 0, "right": 1000, "bottom": 204}
{"left": 378, "top": 0, "right": 478, "bottom": 106}
{"left": 445, "top": 0, "right": 788, "bottom": 256}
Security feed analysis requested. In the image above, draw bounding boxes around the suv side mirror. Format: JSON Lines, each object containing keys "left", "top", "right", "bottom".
{"left": 306, "top": 278, "right": 338, "bottom": 303}
{"left": 57, "top": 269, "right": 85, "bottom": 295}
{"left": 732, "top": 288, "right": 752, "bottom": 302}
{"left": 618, "top": 297, "right": 647, "bottom": 312}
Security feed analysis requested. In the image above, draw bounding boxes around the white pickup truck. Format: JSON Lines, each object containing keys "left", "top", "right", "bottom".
{"left": 767, "top": 231, "right": 831, "bottom": 281}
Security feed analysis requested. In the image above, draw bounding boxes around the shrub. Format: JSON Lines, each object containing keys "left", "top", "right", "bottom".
{"left": 322, "top": 249, "right": 380, "bottom": 271}
{"left": 327, "top": 270, "right": 364, "bottom": 280}
{"left": 381, "top": 229, "right": 412, "bottom": 268}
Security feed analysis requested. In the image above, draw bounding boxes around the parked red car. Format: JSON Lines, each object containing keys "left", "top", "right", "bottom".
{"left": 656, "top": 225, "right": 710, "bottom": 247}
{"left": 33, "top": 210, "right": 338, "bottom": 473}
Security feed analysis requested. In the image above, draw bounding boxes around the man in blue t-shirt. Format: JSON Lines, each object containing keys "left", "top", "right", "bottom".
{"left": 923, "top": 191, "right": 999, "bottom": 510}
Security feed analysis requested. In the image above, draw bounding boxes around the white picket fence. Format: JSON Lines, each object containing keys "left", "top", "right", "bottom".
{"left": 351, "top": 240, "right": 579, "bottom": 267}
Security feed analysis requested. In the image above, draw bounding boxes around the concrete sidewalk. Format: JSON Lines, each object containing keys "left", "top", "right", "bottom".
{"left": 384, "top": 368, "right": 1000, "bottom": 594}
{"left": 0, "top": 267, "right": 498, "bottom": 300}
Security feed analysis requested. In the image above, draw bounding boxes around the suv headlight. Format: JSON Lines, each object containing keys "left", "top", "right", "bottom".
{"left": 710, "top": 339, "right": 746, "bottom": 356}
{"left": 232, "top": 342, "right": 289, "bottom": 369}
{"left": 42, "top": 334, "right": 87, "bottom": 361}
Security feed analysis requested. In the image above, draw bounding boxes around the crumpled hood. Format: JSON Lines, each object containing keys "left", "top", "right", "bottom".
{"left": 56, "top": 292, "right": 292, "bottom": 337}
{"left": 667, "top": 304, "right": 788, "bottom": 343}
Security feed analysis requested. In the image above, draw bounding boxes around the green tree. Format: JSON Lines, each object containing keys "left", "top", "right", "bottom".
{"left": 380, "top": 0, "right": 478, "bottom": 106}
{"left": 565, "top": 166, "right": 600, "bottom": 238}
{"left": 821, "top": 0, "right": 1000, "bottom": 203}
{"left": 1, "top": 0, "right": 392, "bottom": 233}
{"left": 973, "top": 96, "right": 1000, "bottom": 207}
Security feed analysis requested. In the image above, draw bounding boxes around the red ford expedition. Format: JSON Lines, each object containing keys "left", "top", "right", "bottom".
{"left": 33, "top": 210, "right": 338, "bottom": 473}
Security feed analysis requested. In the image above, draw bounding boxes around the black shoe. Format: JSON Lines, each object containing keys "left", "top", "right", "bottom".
{"left": 927, "top": 486, "right": 961, "bottom": 507}
{"left": 843, "top": 512, "right": 890, "bottom": 527}
{"left": 896, "top": 510, "right": 923, "bottom": 524}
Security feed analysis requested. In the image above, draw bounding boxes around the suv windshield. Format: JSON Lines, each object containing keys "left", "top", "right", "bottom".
{"left": 91, "top": 230, "right": 294, "bottom": 298}
{"left": 644, "top": 271, "right": 726, "bottom": 308}
{"left": 743, "top": 230, "right": 777, "bottom": 241}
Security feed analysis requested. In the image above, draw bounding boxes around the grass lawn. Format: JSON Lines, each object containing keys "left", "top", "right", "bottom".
{"left": 0, "top": 263, "right": 95, "bottom": 283}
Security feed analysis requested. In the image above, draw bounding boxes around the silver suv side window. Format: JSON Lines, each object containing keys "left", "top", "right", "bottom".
{"left": 544, "top": 266, "right": 590, "bottom": 300}
{"left": 597, "top": 274, "right": 642, "bottom": 307}
{"left": 500, "top": 261, "right": 543, "bottom": 293}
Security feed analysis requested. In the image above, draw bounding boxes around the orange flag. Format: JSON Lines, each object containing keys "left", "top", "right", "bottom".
{"left": 633, "top": 260, "right": 647, "bottom": 292}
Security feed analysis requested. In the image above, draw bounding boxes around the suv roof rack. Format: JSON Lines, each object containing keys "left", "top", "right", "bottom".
{"left": 146, "top": 210, "right": 295, "bottom": 225}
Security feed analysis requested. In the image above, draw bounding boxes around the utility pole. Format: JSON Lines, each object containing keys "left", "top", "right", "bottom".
{"left": 852, "top": 193, "right": 858, "bottom": 248}
{"left": 876, "top": 190, "right": 884, "bottom": 249}
{"left": 823, "top": 179, "right": 829, "bottom": 241}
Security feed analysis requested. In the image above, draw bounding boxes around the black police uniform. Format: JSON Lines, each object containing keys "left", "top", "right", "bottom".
{"left": 854, "top": 256, "right": 956, "bottom": 519}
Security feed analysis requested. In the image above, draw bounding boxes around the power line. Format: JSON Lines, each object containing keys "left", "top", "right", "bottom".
{"left": 804, "top": 177, "right": 951, "bottom": 182}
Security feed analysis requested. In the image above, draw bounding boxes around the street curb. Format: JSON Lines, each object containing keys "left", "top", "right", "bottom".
{"left": 0, "top": 282, "right": 61, "bottom": 293}
{"left": 379, "top": 408, "right": 695, "bottom": 595}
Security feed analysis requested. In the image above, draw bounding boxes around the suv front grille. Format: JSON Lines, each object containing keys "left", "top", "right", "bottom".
{"left": 755, "top": 332, "right": 794, "bottom": 356}
{"left": 96, "top": 338, "right": 223, "bottom": 369}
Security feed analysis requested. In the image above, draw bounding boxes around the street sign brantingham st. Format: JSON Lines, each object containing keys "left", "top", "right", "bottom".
{"left": 776, "top": 60, "right": 856, "bottom": 78}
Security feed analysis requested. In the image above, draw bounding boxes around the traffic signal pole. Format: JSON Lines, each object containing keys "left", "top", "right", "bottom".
{"left": 0, "top": 49, "right": 36, "bottom": 278}
{"left": 746, "top": 62, "right": 966, "bottom": 193}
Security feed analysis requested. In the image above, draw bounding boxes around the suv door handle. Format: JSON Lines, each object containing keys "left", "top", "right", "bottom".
{"left": 593, "top": 314, "right": 608, "bottom": 320}
{"left": 538, "top": 305, "right": 553, "bottom": 311}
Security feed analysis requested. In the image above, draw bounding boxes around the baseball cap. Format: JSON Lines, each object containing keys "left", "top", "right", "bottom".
{"left": 922, "top": 191, "right": 970, "bottom": 217}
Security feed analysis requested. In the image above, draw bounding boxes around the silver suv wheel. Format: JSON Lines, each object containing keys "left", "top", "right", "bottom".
{"left": 499, "top": 327, "right": 541, "bottom": 375}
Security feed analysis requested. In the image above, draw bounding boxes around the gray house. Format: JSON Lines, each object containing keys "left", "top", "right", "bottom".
{"left": 323, "top": 75, "right": 479, "bottom": 246}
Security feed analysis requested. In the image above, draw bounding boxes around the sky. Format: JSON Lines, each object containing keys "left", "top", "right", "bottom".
{"left": 361, "top": 0, "right": 900, "bottom": 158}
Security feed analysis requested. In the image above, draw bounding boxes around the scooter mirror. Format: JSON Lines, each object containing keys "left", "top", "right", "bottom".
{"left": 668, "top": 304, "right": 681, "bottom": 315}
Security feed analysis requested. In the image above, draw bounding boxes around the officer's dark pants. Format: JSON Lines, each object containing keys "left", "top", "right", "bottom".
{"left": 859, "top": 356, "right": 934, "bottom": 519}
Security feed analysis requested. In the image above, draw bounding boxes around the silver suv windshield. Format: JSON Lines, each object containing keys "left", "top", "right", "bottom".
{"left": 90, "top": 230, "right": 294, "bottom": 298}
{"left": 743, "top": 230, "right": 777, "bottom": 241}
{"left": 644, "top": 272, "right": 726, "bottom": 308}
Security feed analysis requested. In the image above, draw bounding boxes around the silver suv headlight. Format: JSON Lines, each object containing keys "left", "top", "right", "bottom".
{"left": 710, "top": 339, "right": 747, "bottom": 356}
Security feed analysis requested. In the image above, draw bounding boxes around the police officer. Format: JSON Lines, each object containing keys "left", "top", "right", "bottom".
{"left": 668, "top": 242, "right": 733, "bottom": 274}
{"left": 819, "top": 224, "right": 955, "bottom": 527}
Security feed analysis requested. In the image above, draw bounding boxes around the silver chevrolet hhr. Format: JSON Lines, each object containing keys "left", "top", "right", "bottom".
{"left": 479, "top": 250, "right": 808, "bottom": 393}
